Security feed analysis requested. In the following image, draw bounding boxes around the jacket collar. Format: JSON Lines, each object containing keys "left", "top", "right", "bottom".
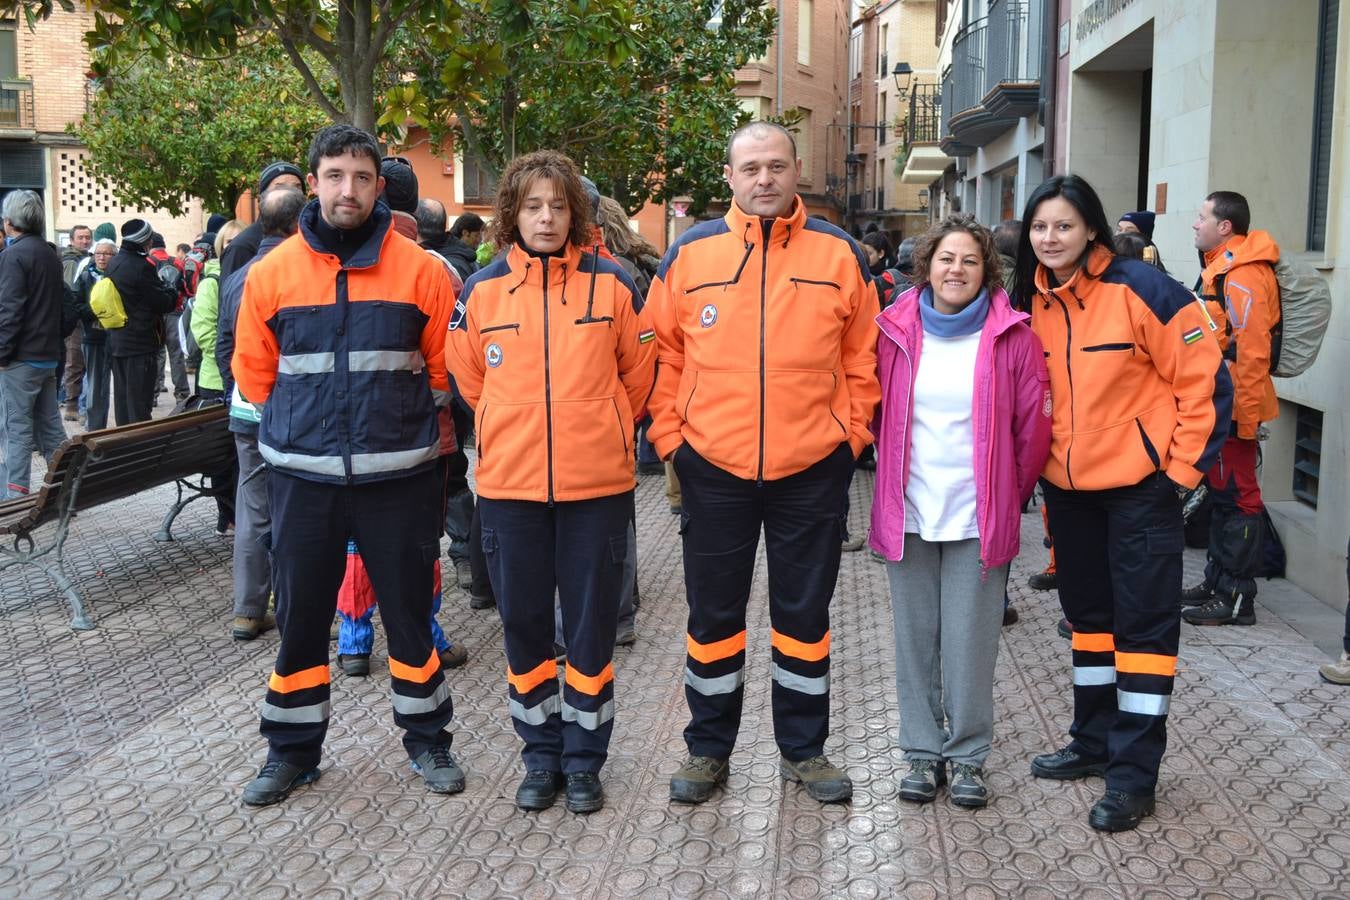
{"left": 505, "top": 241, "right": 585, "bottom": 289}
{"left": 298, "top": 198, "right": 392, "bottom": 269}
{"left": 1032, "top": 244, "right": 1114, "bottom": 306}
{"left": 877, "top": 283, "right": 1026, "bottom": 346}
{"left": 724, "top": 197, "right": 806, "bottom": 249}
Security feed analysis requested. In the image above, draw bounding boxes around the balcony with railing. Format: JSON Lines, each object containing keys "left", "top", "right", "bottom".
{"left": 902, "top": 81, "right": 954, "bottom": 184}
{"left": 0, "top": 79, "right": 36, "bottom": 135}
{"left": 939, "top": 0, "right": 1044, "bottom": 153}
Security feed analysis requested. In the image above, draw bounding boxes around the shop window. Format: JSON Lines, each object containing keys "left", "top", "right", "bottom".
{"left": 1307, "top": 0, "right": 1338, "bottom": 252}
{"left": 1293, "top": 404, "right": 1322, "bottom": 508}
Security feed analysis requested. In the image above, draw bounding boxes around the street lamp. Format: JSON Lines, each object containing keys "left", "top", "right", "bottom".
{"left": 892, "top": 61, "right": 913, "bottom": 99}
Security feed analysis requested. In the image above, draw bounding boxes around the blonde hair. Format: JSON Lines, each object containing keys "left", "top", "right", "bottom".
{"left": 215, "top": 219, "right": 244, "bottom": 258}
{"left": 597, "top": 196, "right": 659, "bottom": 260}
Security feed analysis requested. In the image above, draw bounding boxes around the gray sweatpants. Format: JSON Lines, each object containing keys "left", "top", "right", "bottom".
{"left": 232, "top": 433, "right": 271, "bottom": 618}
{"left": 886, "top": 534, "right": 1007, "bottom": 767}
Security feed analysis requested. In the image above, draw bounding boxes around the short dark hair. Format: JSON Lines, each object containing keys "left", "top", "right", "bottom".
{"left": 860, "top": 231, "right": 892, "bottom": 257}
{"left": 259, "top": 186, "right": 305, "bottom": 237}
{"left": 1206, "top": 190, "right": 1250, "bottom": 235}
{"left": 416, "top": 199, "right": 447, "bottom": 242}
{"left": 450, "top": 211, "right": 484, "bottom": 240}
{"left": 306, "top": 123, "right": 381, "bottom": 177}
{"left": 69, "top": 224, "right": 92, "bottom": 238}
{"left": 911, "top": 214, "right": 1003, "bottom": 294}
{"left": 726, "top": 120, "right": 797, "bottom": 166}
{"left": 489, "top": 150, "right": 594, "bottom": 251}
{"left": 176, "top": 242, "right": 191, "bottom": 254}
{"left": 1112, "top": 231, "right": 1148, "bottom": 260}
{"left": 992, "top": 219, "right": 1021, "bottom": 257}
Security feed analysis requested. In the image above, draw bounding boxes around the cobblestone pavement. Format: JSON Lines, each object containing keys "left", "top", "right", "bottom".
{"left": 2, "top": 453, "right": 1349, "bottom": 898}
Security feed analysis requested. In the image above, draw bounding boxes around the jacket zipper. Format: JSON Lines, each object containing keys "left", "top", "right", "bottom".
{"left": 1051, "top": 294, "right": 1077, "bottom": 490}
{"left": 789, "top": 277, "right": 842, "bottom": 290}
{"left": 758, "top": 220, "right": 771, "bottom": 485}
{"left": 611, "top": 398, "right": 630, "bottom": 459}
{"left": 982, "top": 334, "right": 998, "bottom": 569}
{"left": 685, "top": 241, "right": 753, "bottom": 294}
{"left": 481, "top": 322, "right": 521, "bottom": 335}
{"left": 542, "top": 259, "right": 556, "bottom": 505}
{"left": 829, "top": 373, "right": 847, "bottom": 437}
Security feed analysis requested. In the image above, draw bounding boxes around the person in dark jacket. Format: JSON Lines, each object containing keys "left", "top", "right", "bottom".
{"left": 72, "top": 238, "right": 117, "bottom": 430}
{"left": 443, "top": 210, "right": 484, "bottom": 281}
{"left": 103, "top": 219, "right": 179, "bottom": 424}
{"left": 218, "top": 161, "right": 305, "bottom": 280}
{"left": 0, "top": 190, "right": 67, "bottom": 498}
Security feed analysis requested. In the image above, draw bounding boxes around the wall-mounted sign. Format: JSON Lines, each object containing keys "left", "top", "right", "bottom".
{"left": 1075, "top": 0, "right": 1138, "bottom": 43}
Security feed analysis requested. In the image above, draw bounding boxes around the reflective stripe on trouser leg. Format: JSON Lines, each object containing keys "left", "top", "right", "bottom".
{"left": 507, "top": 658, "right": 563, "bottom": 766}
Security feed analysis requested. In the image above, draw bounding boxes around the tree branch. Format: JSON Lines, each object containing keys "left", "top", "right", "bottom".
{"left": 277, "top": 33, "right": 344, "bottom": 121}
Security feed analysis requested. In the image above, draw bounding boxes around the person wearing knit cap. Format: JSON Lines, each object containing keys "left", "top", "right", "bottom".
{"left": 102, "top": 218, "right": 178, "bottom": 423}
{"left": 93, "top": 222, "right": 116, "bottom": 244}
{"left": 206, "top": 213, "right": 230, "bottom": 235}
{"left": 219, "top": 161, "right": 306, "bottom": 280}
{"left": 1116, "top": 210, "right": 1167, "bottom": 273}
{"left": 379, "top": 156, "right": 420, "bottom": 239}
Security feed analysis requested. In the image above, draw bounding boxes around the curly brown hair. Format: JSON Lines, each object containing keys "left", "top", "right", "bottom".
{"left": 489, "top": 150, "right": 594, "bottom": 251}
{"left": 910, "top": 214, "right": 1003, "bottom": 293}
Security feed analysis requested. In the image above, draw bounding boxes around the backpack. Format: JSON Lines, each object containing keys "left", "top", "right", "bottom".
{"left": 178, "top": 272, "right": 217, "bottom": 367}
{"left": 1209, "top": 257, "right": 1331, "bottom": 377}
{"left": 180, "top": 243, "right": 211, "bottom": 304}
{"left": 89, "top": 277, "right": 128, "bottom": 330}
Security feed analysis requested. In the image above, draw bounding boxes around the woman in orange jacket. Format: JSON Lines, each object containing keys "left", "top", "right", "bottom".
{"left": 445, "top": 151, "right": 656, "bottom": 815}
{"left": 1010, "top": 175, "right": 1232, "bottom": 833}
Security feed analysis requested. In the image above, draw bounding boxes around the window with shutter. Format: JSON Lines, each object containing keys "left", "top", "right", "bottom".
{"left": 1306, "top": 0, "right": 1338, "bottom": 252}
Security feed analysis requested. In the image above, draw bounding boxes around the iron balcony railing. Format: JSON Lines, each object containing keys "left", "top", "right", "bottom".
{"left": 908, "top": 82, "right": 941, "bottom": 144}
{"left": 949, "top": 17, "right": 988, "bottom": 118}
{"left": 0, "top": 79, "right": 35, "bottom": 131}
{"left": 940, "top": 66, "right": 953, "bottom": 139}
{"left": 985, "top": 0, "right": 1043, "bottom": 92}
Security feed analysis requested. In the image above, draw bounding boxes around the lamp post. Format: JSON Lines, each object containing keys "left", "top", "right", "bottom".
{"left": 892, "top": 61, "right": 914, "bottom": 99}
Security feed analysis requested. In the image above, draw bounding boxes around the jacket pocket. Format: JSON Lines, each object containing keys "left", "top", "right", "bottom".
{"left": 370, "top": 300, "right": 426, "bottom": 350}
{"left": 550, "top": 395, "right": 635, "bottom": 496}
{"left": 476, "top": 403, "right": 490, "bottom": 462}
{"left": 481, "top": 322, "right": 520, "bottom": 335}
{"left": 1135, "top": 417, "right": 1161, "bottom": 471}
{"left": 1081, "top": 342, "right": 1135, "bottom": 353}
{"left": 611, "top": 398, "right": 631, "bottom": 459}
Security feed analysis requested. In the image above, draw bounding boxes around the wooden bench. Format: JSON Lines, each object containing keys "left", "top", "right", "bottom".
{"left": 0, "top": 405, "right": 236, "bottom": 630}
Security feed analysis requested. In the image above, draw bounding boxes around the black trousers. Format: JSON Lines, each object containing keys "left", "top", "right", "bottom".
{"left": 111, "top": 352, "right": 158, "bottom": 425}
{"left": 480, "top": 491, "right": 630, "bottom": 774}
{"left": 1043, "top": 474, "right": 1183, "bottom": 795}
{"left": 259, "top": 467, "right": 453, "bottom": 768}
{"left": 674, "top": 442, "right": 852, "bottom": 762}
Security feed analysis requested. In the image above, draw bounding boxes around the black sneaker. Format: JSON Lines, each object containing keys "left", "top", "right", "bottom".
{"left": 1182, "top": 594, "right": 1255, "bottom": 626}
{"left": 1088, "top": 789, "right": 1155, "bottom": 832}
{"left": 670, "top": 755, "right": 730, "bottom": 804}
{"left": 515, "top": 770, "right": 565, "bottom": 811}
{"left": 1180, "top": 581, "right": 1213, "bottom": 606}
{"left": 410, "top": 745, "right": 465, "bottom": 794}
{"left": 949, "top": 764, "right": 988, "bottom": 808}
{"left": 565, "top": 772, "right": 604, "bottom": 814}
{"left": 1030, "top": 746, "right": 1107, "bottom": 781}
{"left": 242, "top": 760, "right": 321, "bottom": 806}
{"left": 338, "top": 653, "right": 370, "bottom": 676}
{"left": 1027, "top": 570, "right": 1058, "bottom": 591}
{"left": 468, "top": 588, "right": 495, "bottom": 610}
{"left": 898, "top": 758, "right": 945, "bottom": 803}
{"left": 1056, "top": 618, "right": 1072, "bottom": 640}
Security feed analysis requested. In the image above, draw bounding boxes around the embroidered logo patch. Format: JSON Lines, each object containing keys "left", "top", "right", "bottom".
{"left": 700, "top": 304, "right": 718, "bottom": 328}
{"left": 1182, "top": 327, "right": 1204, "bottom": 345}
{"left": 638, "top": 328, "right": 656, "bottom": 344}
{"left": 486, "top": 343, "right": 504, "bottom": 367}
{"left": 1042, "top": 389, "right": 1052, "bottom": 418}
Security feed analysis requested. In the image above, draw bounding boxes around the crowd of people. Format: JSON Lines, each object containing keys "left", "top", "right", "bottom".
{"left": 1, "top": 117, "right": 1346, "bottom": 833}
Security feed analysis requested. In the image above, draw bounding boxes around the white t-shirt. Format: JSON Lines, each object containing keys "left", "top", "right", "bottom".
{"left": 903, "top": 328, "right": 981, "bottom": 541}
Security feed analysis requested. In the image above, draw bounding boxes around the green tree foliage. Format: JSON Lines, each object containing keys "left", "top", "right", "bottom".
{"left": 73, "top": 40, "right": 329, "bottom": 216}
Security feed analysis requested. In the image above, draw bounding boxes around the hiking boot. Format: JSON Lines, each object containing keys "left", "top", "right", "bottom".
{"left": 1030, "top": 746, "right": 1107, "bottom": 781}
{"left": 898, "top": 758, "right": 945, "bottom": 803}
{"left": 515, "top": 770, "right": 565, "bottom": 811}
{"left": 1318, "top": 651, "right": 1350, "bottom": 685}
{"left": 948, "top": 764, "right": 989, "bottom": 808}
{"left": 669, "top": 755, "right": 730, "bottom": 804}
{"left": 468, "top": 587, "right": 495, "bottom": 610}
{"left": 438, "top": 643, "right": 468, "bottom": 669}
{"left": 1056, "top": 618, "right": 1072, "bottom": 640}
{"left": 1182, "top": 593, "right": 1255, "bottom": 626}
{"left": 780, "top": 755, "right": 853, "bottom": 803}
{"left": 565, "top": 772, "right": 605, "bottom": 814}
{"left": 1027, "top": 570, "right": 1058, "bottom": 591}
{"left": 453, "top": 559, "right": 473, "bottom": 589}
{"left": 1180, "top": 580, "right": 1214, "bottom": 606}
{"left": 242, "top": 760, "right": 320, "bottom": 806}
{"left": 410, "top": 745, "right": 465, "bottom": 794}
{"left": 232, "top": 613, "right": 276, "bottom": 641}
{"left": 1088, "top": 789, "right": 1155, "bottom": 832}
{"left": 338, "top": 653, "right": 370, "bottom": 677}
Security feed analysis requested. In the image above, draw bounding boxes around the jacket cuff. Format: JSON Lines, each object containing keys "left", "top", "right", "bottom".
{"left": 848, "top": 432, "right": 868, "bottom": 459}
{"left": 1165, "top": 460, "right": 1204, "bottom": 490}
{"left": 1235, "top": 420, "right": 1258, "bottom": 440}
{"left": 653, "top": 433, "right": 682, "bottom": 462}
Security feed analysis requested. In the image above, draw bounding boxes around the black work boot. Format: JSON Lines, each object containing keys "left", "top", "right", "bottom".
{"left": 1179, "top": 580, "right": 1214, "bottom": 607}
{"left": 242, "top": 760, "right": 321, "bottom": 806}
{"left": 1030, "top": 746, "right": 1107, "bottom": 780}
{"left": 1182, "top": 592, "right": 1255, "bottom": 626}
{"left": 565, "top": 772, "right": 604, "bottom": 814}
{"left": 410, "top": 745, "right": 466, "bottom": 794}
{"left": 515, "top": 770, "right": 565, "bottom": 811}
{"left": 1088, "top": 789, "right": 1155, "bottom": 832}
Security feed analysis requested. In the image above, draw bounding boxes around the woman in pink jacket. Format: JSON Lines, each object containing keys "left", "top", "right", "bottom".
{"left": 869, "top": 215, "right": 1052, "bottom": 808}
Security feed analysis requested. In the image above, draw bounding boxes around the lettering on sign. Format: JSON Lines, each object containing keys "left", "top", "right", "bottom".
{"left": 1075, "top": 0, "right": 1138, "bottom": 43}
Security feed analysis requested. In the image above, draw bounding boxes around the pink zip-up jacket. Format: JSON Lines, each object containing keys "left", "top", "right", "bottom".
{"left": 868, "top": 284, "right": 1052, "bottom": 569}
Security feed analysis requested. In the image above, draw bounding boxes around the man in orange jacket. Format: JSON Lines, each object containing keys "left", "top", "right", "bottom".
{"left": 1183, "top": 191, "right": 1280, "bottom": 626}
{"left": 648, "top": 121, "right": 881, "bottom": 805}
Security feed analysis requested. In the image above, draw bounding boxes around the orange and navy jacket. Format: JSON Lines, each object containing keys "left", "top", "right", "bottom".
{"left": 646, "top": 198, "right": 881, "bottom": 480}
{"left": 1198, "top": 231, "right": 1280, "bottom": 439}
{"left": 232, "top": 200, "right": 455, "bottom": 484}
{"left": 1031, "top": 245, "right": 1232, "bottom": 491}
{"left": 445, "top": 241, "right": 656, "bottom": 502}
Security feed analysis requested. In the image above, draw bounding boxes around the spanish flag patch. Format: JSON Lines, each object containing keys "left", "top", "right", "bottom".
{"left": 638, "top": 329, "right": 656, "bottom": 344}
{"left": 1182, "top": 327, "right": 1204, "bottom": 345}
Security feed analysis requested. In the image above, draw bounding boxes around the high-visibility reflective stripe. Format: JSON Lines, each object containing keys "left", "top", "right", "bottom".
{"left": 562, "top": 699, "right": 615, "bottom": 730}
{"left": 771, "top": 663, "right": 830, "bottom": 695}
{"left": 261, "top": 700, "right": 330, "bottom": 724}
{"left": 391, "top": 679, "right": 451, "bottom": 715}
{"left": 351, "top": 444, "right": 440, "bottom": 476}
{"left": 278, "top": 352, "right": 336, "bottom": 375}
{"left": 684, "top": 667, "right": 745, "bottom": 696}
{"left": 1117, "top": 689, "right": 1170, "bottom": 716}
{"left": 771, "top": 628, "right": 830, "bottom": 662}
{"left": 348, "top": 350, "right": 425, "bottom": 372}
{"left": 508, "top": 659, "right": 559, "bottom": 694}
{"left": 269, "top": 664, "right": 330, "bottom": 693}
{"left": 258, "top": 443, "right": 346, "bottom": 477}
{"left": 1072, "top": 632, "right": 1115, "bottom": 653}
{"left": 687, "top": 630, "right": 747, "bottom": 664}
{"left": 564, "top": 662, "right": 614, "bottom": 696}
{"left": 510, "top": 694, "right": 561, "bottom": 725}
{"left": 1072, "top": 665, "right": 1117, "bottom": 686}
{"left": 389, "top": 649, "right": 440, "bottom": 684}
{"left": 1115, "top": 651, "right": 1177, "bottom": 677}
